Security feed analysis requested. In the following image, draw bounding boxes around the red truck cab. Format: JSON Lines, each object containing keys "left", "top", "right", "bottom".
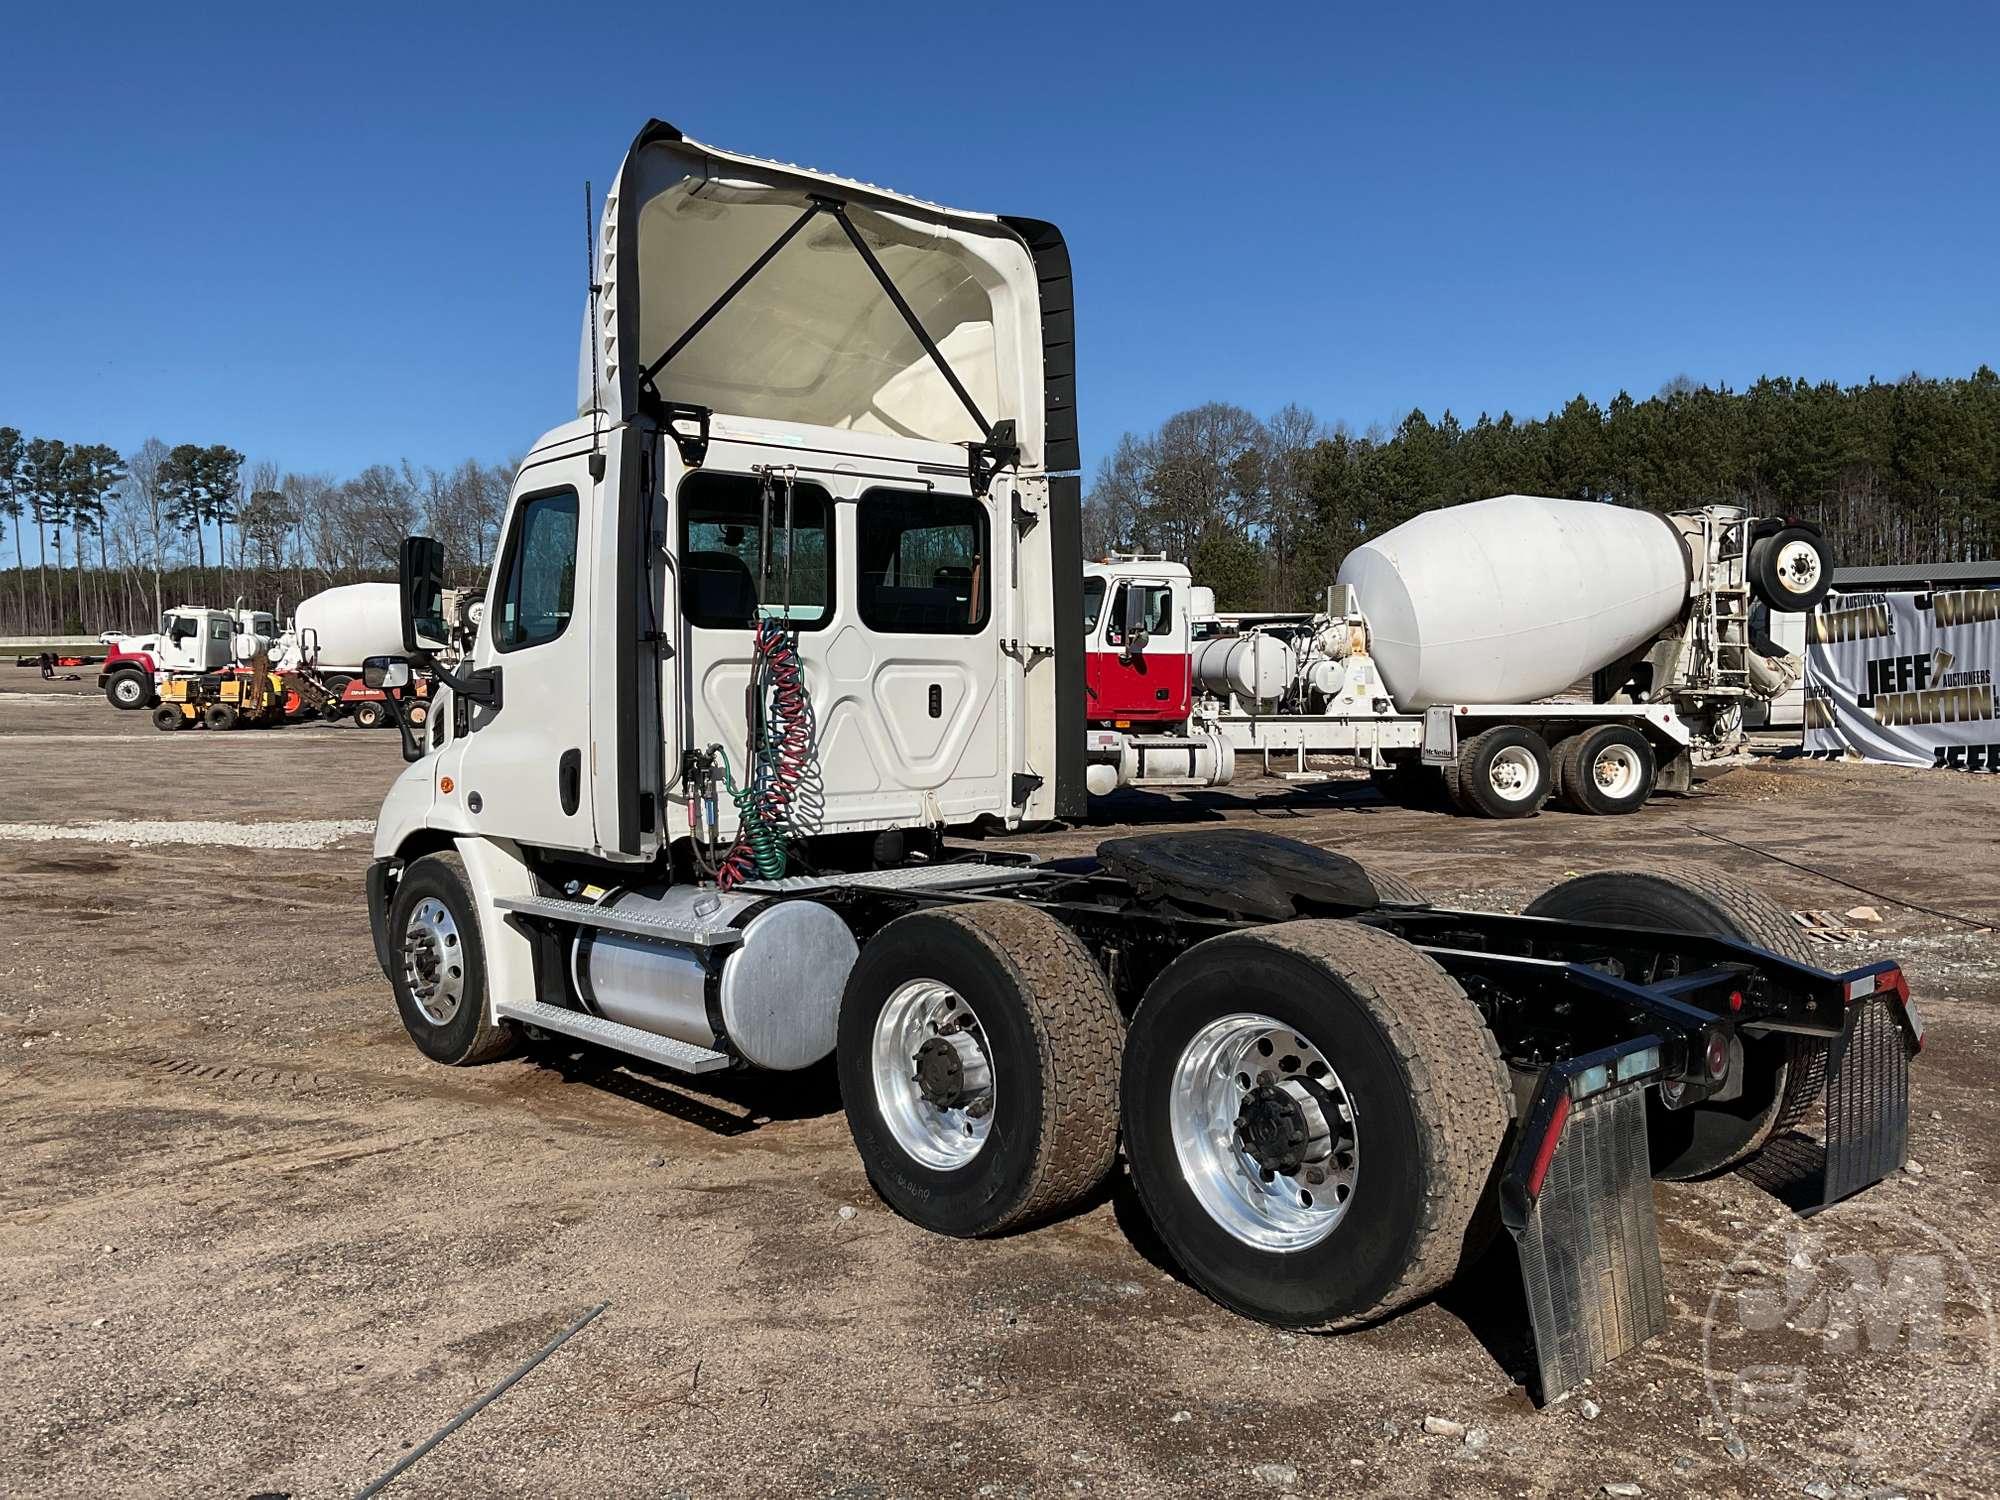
{"left": 1083, "top": 558, "right": 1193, "bottom": 728}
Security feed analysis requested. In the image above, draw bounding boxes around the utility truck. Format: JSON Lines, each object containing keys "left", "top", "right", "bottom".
{"left": 1084, "top": 497, "right": 1831, "bottom": 815}
{"left": 359, "top": 119, "right": 1919, "bottom": 1402}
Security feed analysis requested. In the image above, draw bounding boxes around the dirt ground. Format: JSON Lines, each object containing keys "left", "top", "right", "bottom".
{"left": 3, "top": 672, "right": 1998, "bottom": 1500}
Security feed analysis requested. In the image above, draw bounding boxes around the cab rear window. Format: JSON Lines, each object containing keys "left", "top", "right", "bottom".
{"left": 856, "top": 489, "right": 988, "bottom": 634}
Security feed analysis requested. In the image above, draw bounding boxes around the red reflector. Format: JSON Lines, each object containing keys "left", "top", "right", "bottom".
{"left": 1525, "top": 1093, "right": 1572, "bottom": 1201}
{"left": 1728, "top": 990, "right": 1744, "bottom": 1012}
{"left": 1706, "top": 1034, "right": 1730, "bottom": 1079}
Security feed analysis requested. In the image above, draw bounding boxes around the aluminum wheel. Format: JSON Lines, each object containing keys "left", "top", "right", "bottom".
{"left": 1486, "top": 744, "right": 1541, "bottom": 803}
{"left": 1589, "top": 742, "right": 1646, "bottom": 798}
{"left": 402, "top": 897, "right": 465, "bottom": 1025}
{"left": 1169, "top": 1013, "right": 1358, "bottom": 1252}
{"left": 871, "top": 980, "right": 994, "bottom": 1171}
{"left": 1773, "top": 537, "right": 1823, "bottom": 596}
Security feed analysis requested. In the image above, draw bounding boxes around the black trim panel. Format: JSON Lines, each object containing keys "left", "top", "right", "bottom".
{"left": 998, "top": 215, "right": 1078, "bottom": 475}
{"left": 1049, "top": 473, "right": 1087, "bottom": 819}
{"left": 613, "top": 423, "right": 645, "bottom": 855}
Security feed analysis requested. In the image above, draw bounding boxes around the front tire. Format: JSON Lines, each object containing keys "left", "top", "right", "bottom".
{"left": 836, "top": 903, "right": 1122, "bottom": 1237}
{"left": 1120, "top": 921, "right": 1511, "bottom": 1328}
{"left": 151, "top": 704, "right": 185, "bottom": 732}
{"left": 388, "top": 852, "right": 517, "bottom": 1066}
{"left": 1522, "top": 867, "right": 1826, "bottom": 1178}
{"left": 352, "top": 701, "right": 385, "bottom": 729}
{"left": 105, "top": 670, "right": 152, "bottom": 710}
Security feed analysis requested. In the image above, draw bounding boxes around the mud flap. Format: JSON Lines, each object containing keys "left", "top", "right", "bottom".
{"left": 1738, "top": 984, "right": 1919, "bottom": 1214}
{"left": 1507, "top": 1084, "right": 1667, "bottom": 1404}
{"left": 1819, "top": 994, "right": 1915, "bottom": 1206}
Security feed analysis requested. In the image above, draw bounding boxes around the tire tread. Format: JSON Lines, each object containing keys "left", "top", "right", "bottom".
{"left": 916, "top": 903, "right": 1123, "bottom": 1234}
{"left": 1251, "top": 920, "right": 1512, "bottom": 1325}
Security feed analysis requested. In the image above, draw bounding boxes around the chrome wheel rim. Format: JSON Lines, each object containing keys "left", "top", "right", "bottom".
{"left": 1488, "top": 745, "right": 1540, "bottom": 802}
{"left": 1169, "top": 1013, "right": 1358, "bottom": 1252}
{"left": 1591, "top": 743, "right": 1645, "bottom": 799}
{"left": 872, "top": 980, "right": 994, "bottom": 1170}
{"left": 112, "top": 676, "right": 144, "bottom": 706}
{"left": 1774, "top": 538, "right": 1822, "bottom": 596}
{"left": 402, "top": 898, "right": 465, "bottom": 1025}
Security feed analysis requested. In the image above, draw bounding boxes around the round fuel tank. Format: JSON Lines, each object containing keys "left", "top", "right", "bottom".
{"left": 1336, "top": 494, "right": 1690, "bottom": 709}
{"left": 1194, "top": 634, "right": 1297, "bottom": 704}
{"left": 718, "top": 897, "right": 859, "bottom": 1070}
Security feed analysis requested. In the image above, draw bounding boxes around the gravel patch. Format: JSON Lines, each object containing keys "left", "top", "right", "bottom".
{"left": 0, "top": 818, "right": 374, "bottom": 850}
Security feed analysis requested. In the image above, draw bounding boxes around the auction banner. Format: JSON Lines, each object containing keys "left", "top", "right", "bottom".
{"left": 1804, "top": 586, "right": 2000, "bottom": 770}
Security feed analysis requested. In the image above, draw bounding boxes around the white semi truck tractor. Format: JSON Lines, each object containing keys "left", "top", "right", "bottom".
{"left": 359, "top": 118, "right": 1919, "bottom": 1405}
{"left": 1084, "top": 495, "right": 1831, "bottom": 815}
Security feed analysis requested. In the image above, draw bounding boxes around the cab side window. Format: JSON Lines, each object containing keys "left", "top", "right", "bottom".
{"left": 493, "top": 489, "right": 579, "bottom": 652}
{"left": 1104, "top": 583, "right": 1172, "bottom": 646}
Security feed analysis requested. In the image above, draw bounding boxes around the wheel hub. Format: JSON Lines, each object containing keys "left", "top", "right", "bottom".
{"left": 1169, "top": 1015, "right": 1360, "bottom": 1251}
{"left": 401, "top": 899, "right": 464, "bottom": 1025}
{"left": 872, "top": 980, "right": 995, "bottom": 1170}
{"left": 913, "top": 1030, "right": 991, "bottom": 1110}
{"left": 1235, "top": 1079, "right": 1332, "bottom": 1176}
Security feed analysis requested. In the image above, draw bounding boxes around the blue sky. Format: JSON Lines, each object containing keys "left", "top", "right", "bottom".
{"left": 2, "top": 2, "right": 1994, "bottom": 482}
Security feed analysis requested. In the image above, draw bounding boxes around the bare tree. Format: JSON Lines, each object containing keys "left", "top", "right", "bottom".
{"left": 124, "top": 438, "right": 172, "bottom": 625}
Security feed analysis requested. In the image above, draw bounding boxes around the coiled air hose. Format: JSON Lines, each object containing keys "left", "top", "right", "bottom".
{"left": 715, "top": 596, "right": 812, "bottom": 888}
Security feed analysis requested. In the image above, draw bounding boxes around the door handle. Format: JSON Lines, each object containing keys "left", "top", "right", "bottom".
{"left": 558, "top": 748, "right": 582, "bottom": 816}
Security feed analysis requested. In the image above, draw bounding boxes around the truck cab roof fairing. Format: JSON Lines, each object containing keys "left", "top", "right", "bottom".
{"left": 582, "top": 120, "right": 1056, "bottom": 469}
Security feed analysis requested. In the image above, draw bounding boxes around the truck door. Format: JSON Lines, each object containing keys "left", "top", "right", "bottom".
{"left": 441, "top": 449, "right": 598, "bottom": 854}
{"left": 1086, "top": 576, "right": 1190, "bottom": 725}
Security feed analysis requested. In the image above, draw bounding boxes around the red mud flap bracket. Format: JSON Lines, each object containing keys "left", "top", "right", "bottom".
{"left": 1500, "top": 1043, "right": 1669, "bottom": 1405}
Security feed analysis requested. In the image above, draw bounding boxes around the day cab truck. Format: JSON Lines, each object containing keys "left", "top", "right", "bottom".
{"left": 359, "top": 119, "right": 1921, "bottom": 1402}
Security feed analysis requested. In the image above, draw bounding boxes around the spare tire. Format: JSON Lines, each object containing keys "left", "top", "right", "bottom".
{"left": 1750, "top": 527, "right": 1833, "bottom": 612}
{"left": 1522, "top": 867, "right": 1827, "bottom": 1179}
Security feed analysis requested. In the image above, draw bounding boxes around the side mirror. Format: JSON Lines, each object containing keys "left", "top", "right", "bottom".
{"left": 399, "top": 535, "right": 449, "bottom": 655}
{"left": 363, "top": 655, "right": 413, "bottom": 691}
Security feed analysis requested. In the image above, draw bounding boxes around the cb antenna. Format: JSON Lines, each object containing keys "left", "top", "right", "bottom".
{"left": 584, "top": 180, "right": 605, "bottom": 477}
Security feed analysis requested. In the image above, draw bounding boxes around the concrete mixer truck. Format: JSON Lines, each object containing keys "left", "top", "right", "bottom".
{"left": 1084, "top": 496, "right": 1831, "bottom": 816}
{"left": 354, "top": 118, "right": 1918, "bottom": 1409}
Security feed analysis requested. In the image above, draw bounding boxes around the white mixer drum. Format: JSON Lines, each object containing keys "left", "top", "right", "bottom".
{"left": 1194, "top": 634, "right": 1297, "bottom": 704}
{"left": 1337, "top": 495, "right": 1689, "bottom": 709}
{"left": 293, "top": 583, "right": 407, "bottom": 669}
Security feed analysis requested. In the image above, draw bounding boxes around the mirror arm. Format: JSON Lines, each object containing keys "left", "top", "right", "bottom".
{"left": 386, "top": 692, "right": 424, "bottom": 765}
{"left": 413, "top": 649, "right": 502, "bottom": 711}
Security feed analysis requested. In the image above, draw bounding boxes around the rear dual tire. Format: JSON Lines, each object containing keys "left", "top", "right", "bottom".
{"left": 1523, "top": 867, "right": 1827, "bottom": 1179}
{"left": 1551, "top": 725, "right": 1656, "bottom": 815}
{"left": 837, "top": 904, "right": 1123, "bottom": 1238}
{"left": 1120, "top": 921, "right": 1510, "bottom": 1328}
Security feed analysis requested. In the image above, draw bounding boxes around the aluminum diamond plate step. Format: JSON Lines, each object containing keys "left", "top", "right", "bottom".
{"left": 495, "top": 894, "right": 742, "bottom": 948}
{"left": 737, "top": 864, "right": 1042, "bottom": 895}
{"left": 494, "top": 998, "right": 732, "bottom": 1074}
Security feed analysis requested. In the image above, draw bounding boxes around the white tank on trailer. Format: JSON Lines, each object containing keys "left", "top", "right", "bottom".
{"left": 1194, "top": 634, "right": 1297, "bottom": 705}
{"left": 292, "top": 582, "right": 407, "bottom": 670}
{"left": 1337, "top": 495, "right": 1690, "bottom": 710}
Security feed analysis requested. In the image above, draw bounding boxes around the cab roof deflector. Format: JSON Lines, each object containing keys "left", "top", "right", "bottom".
{"left": 633, "top": 197, "right": 1018, "bottom": 495}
